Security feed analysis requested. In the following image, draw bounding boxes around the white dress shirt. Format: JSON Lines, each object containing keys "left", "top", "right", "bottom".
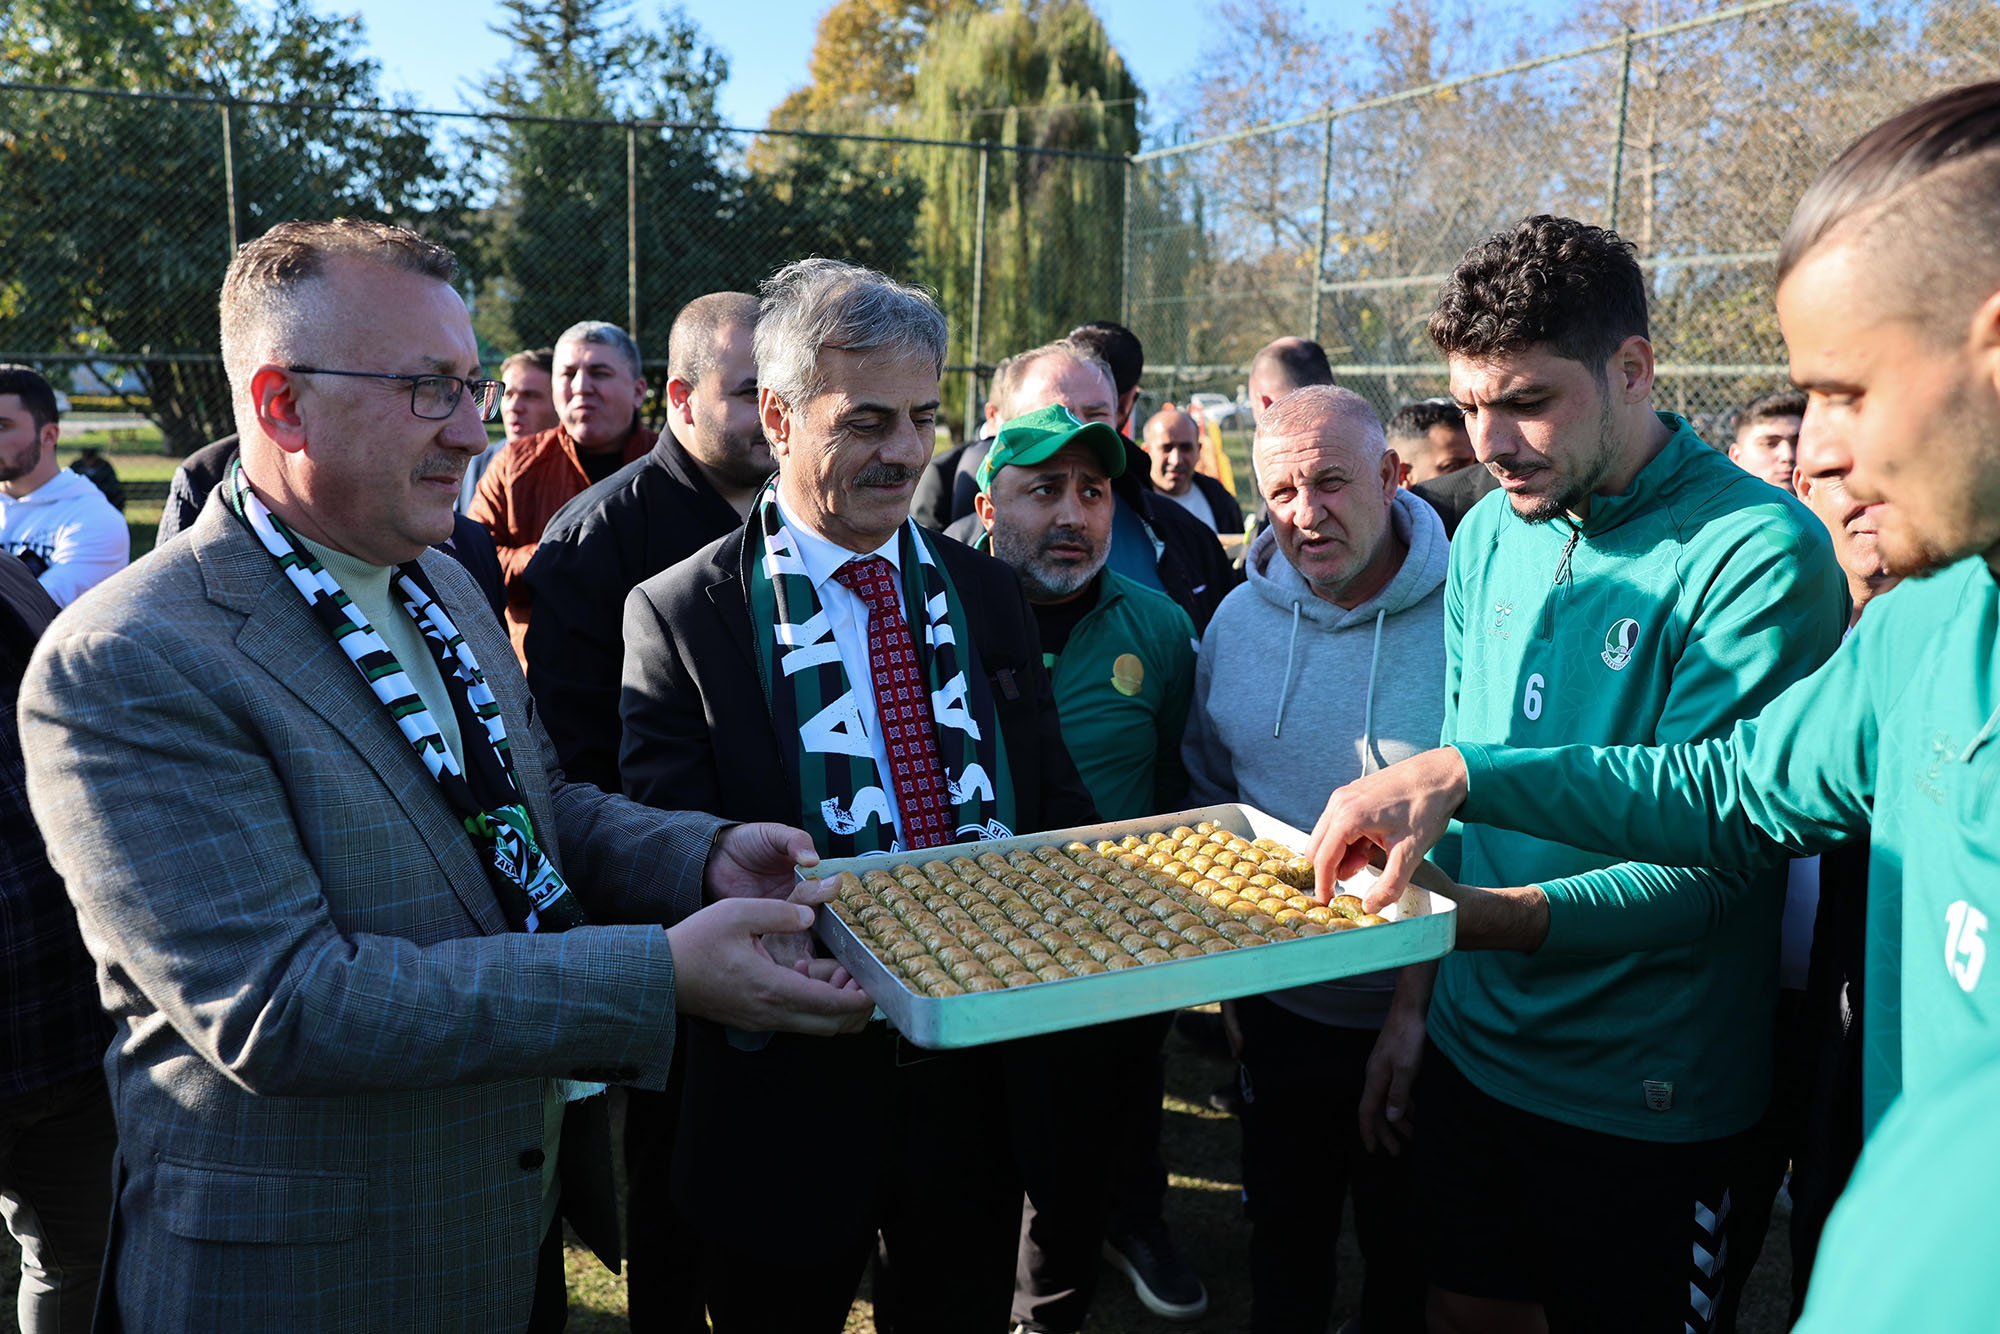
{"left": 775, "top": 494, "right": 912, "bottom": 841}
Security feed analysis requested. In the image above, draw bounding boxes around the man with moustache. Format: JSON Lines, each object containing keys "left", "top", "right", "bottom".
{"left": 472, "top": 321, "right": 655, "bottom": 660}
{"left": 458, "top": 348, "right": 558, "bottom": 514}
{"left": 1300, "top": 214, "right": 1845, "bottom": 1332}
{"left": 1312, "top": 85, "right": 2000, "bottom": 1324}
{"left": 1726, "top": 390, "right": 1806, "bottom": 494}
{"left": 970, "top": 406, "right": 1198, "bottom": 1333}
{"left": 619, "top": 258, "right": 1095, "bottom": 1332}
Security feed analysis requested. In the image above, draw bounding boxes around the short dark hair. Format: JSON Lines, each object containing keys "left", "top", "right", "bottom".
{"left": 499, "top": 347, "right": 553, "bottom": 379}
{"left": 0, "top": 365, "right": 58, "bottom": 431}
{"left": 1733, "top": 390, "right": 1807, "bottom": 438}
{"left": 1429, "top": 215, "right": 1649, "bottom": 374}
{"left": 668, "top": 291, "right": 760, "bottom": 386}
{"left": 1250, "top": 337, "right": 1333, "bottom": 393}
{"left": 1067, "top": 321, "right": 1144, "bottom": 398}
{"left": 1385, "top": 398, "right": 1463, "bottom": 445}
{"left": 1778, "top": 83, "right": 2000, "bottom": 343}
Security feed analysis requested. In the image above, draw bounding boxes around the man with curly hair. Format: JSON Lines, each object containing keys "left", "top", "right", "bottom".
{"left": 1334, "top": 215, "right": 1847, "bottom": 1331}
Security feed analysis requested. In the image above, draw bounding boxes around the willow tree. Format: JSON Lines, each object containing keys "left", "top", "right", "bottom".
{"left": 909, "top": 0, "right": 1141, "bottom": 426}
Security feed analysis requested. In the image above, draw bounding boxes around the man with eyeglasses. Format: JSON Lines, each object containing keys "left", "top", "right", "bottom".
{"left": 17, "top": 218, "right": 874, "bottom": 1333}
{"left": 472, "top": 320, "right": 656, "bottom": 662}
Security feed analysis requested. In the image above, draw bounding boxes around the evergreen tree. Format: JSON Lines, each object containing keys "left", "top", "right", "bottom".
{"left": 480, "top": 0, "right": 740, "bottom": 357}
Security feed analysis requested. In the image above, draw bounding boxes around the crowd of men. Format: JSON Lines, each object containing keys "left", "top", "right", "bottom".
{"left": 0, "top": 80, "right": 1995, "bottom": 1334}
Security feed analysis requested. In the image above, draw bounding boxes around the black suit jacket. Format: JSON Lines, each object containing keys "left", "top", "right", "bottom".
{"left": 1409, "top": 464, "right": 1500, "bottom": 539}
{"left": 524, "top": 436, "right": 743, "bottom": 791}
{"left": 618, "top": 520, "right": 1095, "bottom": 838}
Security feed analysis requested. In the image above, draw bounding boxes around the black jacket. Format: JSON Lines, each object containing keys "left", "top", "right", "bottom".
{"left": 523, "top": 434, "right": 744, "bottom": 792}
{"left": 1182, "top": 471, "right": 1245, "bottom": 535}
{"left": 1410, "top": 464, "right": 1500, "bottom": 539}
{"left": 156, "top": 434, "right": 506, "bottom": 618}
{"left": 944, "top": 437, "right": 1237, "bottom": 633}
{"left": 912, "top": 439, "right": 973, "bottom": 533}
{"left": 618, "top": 518, "right": 1096, "bottom": 836}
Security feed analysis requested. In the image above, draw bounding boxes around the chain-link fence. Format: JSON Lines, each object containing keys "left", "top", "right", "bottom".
{"left": 0, "top": 81, "right": 1125, "bottom": 452}
{"left": 1125, "top": 0, "right": 2000, "bottom": 436}
{"left": 5, "top": 1, "right": 1996, "bottom": 455}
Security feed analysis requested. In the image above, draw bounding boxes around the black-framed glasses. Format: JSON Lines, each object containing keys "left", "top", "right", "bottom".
{"left": 285, "top": 366, "right": 503, "bottom": 423}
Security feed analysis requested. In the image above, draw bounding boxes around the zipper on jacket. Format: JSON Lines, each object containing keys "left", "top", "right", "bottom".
{"left": 1537, "top": 521, "right": 1581, "bottom": 642}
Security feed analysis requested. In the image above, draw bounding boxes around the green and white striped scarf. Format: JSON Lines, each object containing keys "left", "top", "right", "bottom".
{"left": 226, "top": 461, "right": 587, "bottom": 937}
{"left": 743, "top": 483, "right": 1016, "bottom": 857}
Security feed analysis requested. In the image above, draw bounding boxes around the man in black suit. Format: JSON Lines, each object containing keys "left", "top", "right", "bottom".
{"left": 620, "top": 258, "right": 1096, "bottom": 1333}
{"left": 522, "top": 290, "right": 766, "bottom": 1334}
{"left": 524, "top": 292, "right": 765, "bottom": 793}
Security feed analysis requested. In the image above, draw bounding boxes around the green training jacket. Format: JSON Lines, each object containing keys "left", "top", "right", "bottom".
{"left": 1433, "top": 413, "right": 1846, "bottom": 1141}
{"left": 1044, "top": 569, "right": 1197, "bottom": 823}
{"left": 1460, "top": 552, "right": 2000, "bottom": 1134}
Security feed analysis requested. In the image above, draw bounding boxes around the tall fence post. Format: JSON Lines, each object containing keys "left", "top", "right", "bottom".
{"left": 1309, "top": 112, "right": 1335, "bottom": 345}
{"left": 219, "top": 96, "right": 241, "bottom": 257}
{"left": 964, "top": 144, "right": 990, "bottom": 443}
{"left": 626, "top": 122, "right": 640, "bottom": 342}
{"left": 1119, "top": 156, "right": 1134, "bottom": 329}
{"left": 1607, "top": 27, "right": 1634, "bottom": 233}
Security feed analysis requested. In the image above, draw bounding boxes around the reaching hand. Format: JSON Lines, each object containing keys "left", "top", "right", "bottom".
{"left": 667, "top": 897, "right": 873, "bottom": 1036}
{"left": 1309, "top": 747, "right": 1468, "bottom": 913}
{"left": 703, "top": 822, "right": 821, "bottom": 903}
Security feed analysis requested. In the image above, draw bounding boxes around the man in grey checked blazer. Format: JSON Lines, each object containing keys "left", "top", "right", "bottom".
{"left": 18, "top": 219, "right": 872, "bottom": 1332}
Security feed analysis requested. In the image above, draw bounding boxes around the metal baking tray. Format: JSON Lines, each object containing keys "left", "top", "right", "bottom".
{"left": 801, "top": 803, "right": 1456, "bottom": 1048}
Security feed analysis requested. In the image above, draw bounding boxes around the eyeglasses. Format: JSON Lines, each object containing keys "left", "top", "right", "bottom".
{"left": 285, "top": 366, "right": 503, "bottom": 423}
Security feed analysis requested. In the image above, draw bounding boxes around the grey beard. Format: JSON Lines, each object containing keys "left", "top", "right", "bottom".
{"left": 990, "top": 523, "right": 1106, "bottom": 602}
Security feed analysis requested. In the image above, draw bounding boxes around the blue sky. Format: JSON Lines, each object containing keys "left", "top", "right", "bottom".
{"left": 306, "top": 0, "right": 1480, "bottom": 135}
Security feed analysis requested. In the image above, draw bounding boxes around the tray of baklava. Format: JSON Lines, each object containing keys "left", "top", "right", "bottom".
{"left": 800, "top": 803, "right": 1457, "bottom": 1048}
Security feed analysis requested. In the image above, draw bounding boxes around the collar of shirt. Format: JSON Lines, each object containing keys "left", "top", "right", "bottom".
{"left": 774, "top": 493, "right": 903, "bottom": 594}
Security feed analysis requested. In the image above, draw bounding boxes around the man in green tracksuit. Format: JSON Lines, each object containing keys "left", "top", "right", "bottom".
{"left": 1333, "top": 215, "right": 1846, "bottom": 1333}
{"left": 1312, "top": 83, "right": 2000, "bottom": 1332}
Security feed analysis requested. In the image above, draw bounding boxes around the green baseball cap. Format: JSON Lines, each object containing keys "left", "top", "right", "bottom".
{"left": 977, "top": 404, "right": 1128, "bottom": 493}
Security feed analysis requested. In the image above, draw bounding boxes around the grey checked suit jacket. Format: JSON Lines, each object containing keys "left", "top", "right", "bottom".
{"left": 20, "top": 495, "right": 721, "bottom": 1332}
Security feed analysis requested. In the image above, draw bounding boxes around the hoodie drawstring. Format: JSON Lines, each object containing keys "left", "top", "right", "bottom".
{"left": 1273, "top": 601, "right": 1302, "bottom": 738}
{"left": 1360, "top": 607, "right": 1386, "bottom": 773}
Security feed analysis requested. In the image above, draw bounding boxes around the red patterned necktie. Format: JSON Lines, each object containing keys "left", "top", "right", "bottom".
{"left": 832, "top": 555, "right": 957, "bottom": 850}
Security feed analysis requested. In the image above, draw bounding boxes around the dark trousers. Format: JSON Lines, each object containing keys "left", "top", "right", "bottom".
{"left": 1236, "top": 995, "right": 1423, "bottom": 1334}
{"left": 1009, "top": 1012, "right": 1174, "bottom": 1332}
{"left": 0, "top": 1068, "right": 117, "bottom": 1334}
{"left": 674, "top": 1021, "right": 1018, "bottom": 1334}
{"left": 1716, "top": 988, "right": 1809, "bottom": 1334}
{"left": 624, "top": 1029, "right": 708, "bottom": 1333}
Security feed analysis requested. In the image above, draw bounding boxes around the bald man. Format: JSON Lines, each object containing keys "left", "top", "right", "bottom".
{"left": 1143, "top": 406, "right": 1243, "bottom": 534}
{"left": 1183, "top": 384, "right": 1443, "bottom": 1333}
{"left": 1245, "top": 337, "right": 1335, "bottom": 426}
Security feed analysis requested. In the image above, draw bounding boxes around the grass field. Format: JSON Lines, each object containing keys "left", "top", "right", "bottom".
{"left": 0, "top": 1021, "right": 1800, "bottom": 1333}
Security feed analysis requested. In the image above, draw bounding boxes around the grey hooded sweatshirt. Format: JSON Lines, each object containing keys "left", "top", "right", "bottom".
{"left": 1183, "top": 488, "right": 1450, "bottom": 1027}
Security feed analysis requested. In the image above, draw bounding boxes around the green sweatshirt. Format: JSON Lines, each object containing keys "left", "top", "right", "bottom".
{"left": 1045, "top": 569, "right": 1197, "bottom": 823}
{"left": 1433, "top": 413, "right": 1846, "bottom": 1141}
{"left": 1460, "top": 553, "right": 2000, "bottom": 1134}
{"left": 1794, "top": 1042, "right": 2000, "bottom": 1333}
